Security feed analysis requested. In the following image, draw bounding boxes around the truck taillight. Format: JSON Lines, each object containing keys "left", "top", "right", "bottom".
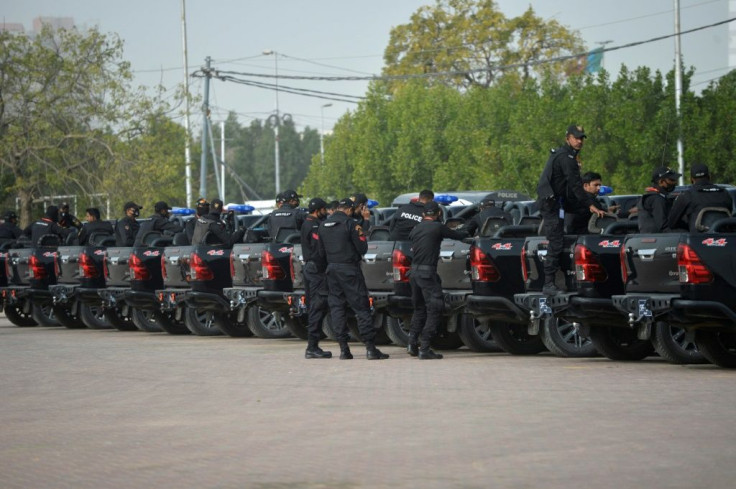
{"left": 470, "top": 246, "right": 501, "bottom": 282}
{"left": 129, "top": 253, "right": 151, "bottom": 281}
{"left": 190, "top": 252, "right": 214, "bottom": 281}
{"left": 520, "top": 246, "right": 529, "bottom": 282}
{"left": 29, "top": 254, "right": 47, "bottom": 279}
{"left": 620, "top": 245, "right": 630, "bottom": 283}
{"left": 261, "top": 250, "right": 285, "bottom": 280}
{"left": 79, "top": 252, "right": 99, "bottom": 278}
{"left": 3, "top": 253, "right": 9, "bottom": 278}
{"left": 677, "top": 243, "right": 713, "bottom": 284}
{"left": 392, "top": 249, "right": 411, "bottom": 283}
{"left": 574, "top": 244, "right": 607, "bottom": 283}
{"left": 161, "top": 255, "right": 167, "bottom": 280}
{"left": 229, "top": 251, "right": 235, "bottom": 278}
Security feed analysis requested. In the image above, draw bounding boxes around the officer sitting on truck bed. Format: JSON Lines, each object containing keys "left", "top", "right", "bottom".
{"left": 463, "top": 197, "right": 513, "bottom": 236}
{"left": 667, "top": 163, "right": 733, "bottom": 233}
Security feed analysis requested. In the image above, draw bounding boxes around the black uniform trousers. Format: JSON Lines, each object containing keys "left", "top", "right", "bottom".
{"left": 540, "top": 200, "right": 564, "bottom": 285}
{"left": 325, "top": 263, "right": 375, "bottom": 346}
{"left": 302, "top": 261, "right": 329, "bottom": 348}
{"left": 409, "top": 265, "right": 444, "bottom": 349}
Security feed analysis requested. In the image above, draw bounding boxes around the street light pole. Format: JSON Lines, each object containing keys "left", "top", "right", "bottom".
{"left": 263, "top": 50, "right": 281, "bottom": 195}
{"left": 320, "top": 103, "right": 332, "bottom": 165}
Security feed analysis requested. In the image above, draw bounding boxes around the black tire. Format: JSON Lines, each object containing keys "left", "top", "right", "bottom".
{"left": 458, "top": 314, "right": 502, "bottom": 352}
{"left": 32, "top": 303, "right": 61, "bottom": 327}
{"left": 246, "top": 306, "right": 292, "bottom": 339}
{"left": 155, "top": 310, "right": 191, "bottom": 335}
{"left": 212, "top": 311, "right": 253, "bottom": 337}
{"left": 79, "top": 303, "right": 113, "bottom": 329}
{"left": 541, "top": 318, "right": 598, "bottom": 358}
{"left": 385, "top": 315, "right": 410, "bottom": 347}
{"left": 4, "top": 303, "right": 38, "bottom": 327}
{"left": 346, "top": 312, "right": 392, "bottom": 345}
{"left": 130, "top": 308, "right": 164, "bottom": 333}
{"left": 694, "top": 329, "right": 736, "bottom": 368}
{"left": 488, "top": 321, "right": 547, "bottom": 355}
{"left": 652, "top": 321, "right": 707, "bottom": 364}
{"left": 285, "top": 316, "right": 309, "bottom": 340}
{"left": 321, "top": 315, "right": 357, "bottom": 342}
{"left": 105, "top": 306, "right": 137, "bottom": 331}
{"left": 53, "top": 304, "right": 86, "bottom": 329}
{"left": 184, "top": 307, "right": 224, "bottom": 336}
{"left": 431, "top": 329, "right": 464, "bottom": 350}
{"left": 588, "top": 326, "right": 654, "bottom": 361}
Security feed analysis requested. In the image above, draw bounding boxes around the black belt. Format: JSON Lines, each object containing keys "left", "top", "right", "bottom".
{"left": 412, "top": 265, "right": 437, "bottom": 271}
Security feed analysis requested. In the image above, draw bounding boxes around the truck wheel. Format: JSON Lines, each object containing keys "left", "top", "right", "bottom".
{"left": 431, "top": 330, "right": 464, "bottom": 350}
{"left": 155, "top": 310, "right": 191, "bottom": 335}
{"left": 458, "top": 314, "right": 502, "bottom": 352}
{"left": 184, "top": 308, "right": 224, "bottom": 336}
{"left": 213, "top": 311, "right": 253, "bottom": 337}
{"left": 246, "top": 306, "right": 292, "bottom": 339}
{"left": 53, "top": 304, "right": 86, "bottom": 329}
{"left": 652, "top": 322, "right": 707, "bottom": 364}
{"left": 347, "top": 313, "right": 391, "bottom": 345}
{"left": 4, "top": 303, "right": 38, "bottom": 327}
{"left": 321, "top": 315, "right": 358, "bottom": 342}
{"left": 588, "top": 326, "right": 653, "bottom": 361}
{"left": 694, "top": 329, "right": 736, "bottom": 368}
{"left": 79, "top": 303, "right": 113, "bottom": 329}
{"left": 541, "top": 318, "right": 597, "bottom": 358}
{"left": 131, "top": 308, "right": 164, "bottom": 333}
{"left": 285, "top": 316, "right": 309, "bottom": 340}
{"left": 105, "top": 306, "right": 137, "bottom": 331}
{"left": 32, "top": 304, "right": 61, "bottom": 327}
{"left": 384, "top": 316, "right": 410, "bottom": 347}
{"left": 488, "top": 321, "right": 546, "bottom": 355}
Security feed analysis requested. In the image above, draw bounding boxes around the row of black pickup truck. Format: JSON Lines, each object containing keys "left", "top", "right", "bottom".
{"left": 2, "top": 214, "right": 736, "bottom": 367}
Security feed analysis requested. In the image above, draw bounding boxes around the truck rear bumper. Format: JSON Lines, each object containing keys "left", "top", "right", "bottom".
{"left": 223, "top": 287, "right": 260, "bottom": 310}
{"left": 669, "top": 299, "right": 736, "bottom": 329}
{"left": 466, "top": 294, "right": 528, "bottom": 324}
{"left": 123, "top": 290, "right": 158, "bottom": 310}
{"left": 612, "top": 294, "right": 679, "bottom": 323}
{"left": 27, "top": 288, "right": 53, "bottom": 305}
{"left": 1, "top": 286, "right": 31, "bottom": 305}
{"left": 98, "top": 287, "right": 129, "bottom": 308}
{"left": 256, "top": 289, "right": 301, "bottom": 314}
{"left": 186, "top": 291, "right": 229, "bottom": 312}
{"left": 155, "top": 288, "right": 190, "bottom": 312}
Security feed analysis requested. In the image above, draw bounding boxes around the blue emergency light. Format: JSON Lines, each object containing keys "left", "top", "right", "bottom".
{"left": 599, "top": 186, "right": 613, "bottom": 196}
{"left": 366, "top": 199, "right": 379, "bottom": 209}
{"left": 434, "top": 194, "right": 458, "bottom": 204}
{"left": 225, "top": 204, "right": 255, "bottom": 213}
{"left": 171, "top": 207, "right": 195, "bottom": 216}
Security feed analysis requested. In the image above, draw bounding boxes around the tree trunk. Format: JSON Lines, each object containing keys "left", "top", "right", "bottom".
{"left": 17, "top": 188, "right": 33, "bottom": 229}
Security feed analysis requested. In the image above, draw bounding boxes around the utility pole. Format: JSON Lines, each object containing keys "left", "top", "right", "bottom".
{"left": 220, "top": 120, "right": 226, "bottom": 200}
{"left": 199, "top": 56, "right": 211, "bottom": 198}
{"left": 320, "top": 103, "right": 332, "bottom": 165}
{"left": 180, "top": 0, "right": 193, "bottom": 208}
{"left": 263, "top": 50, "right": 281, "bottom": 195}
{"left": 674, "top": 0, "right": 684, "bottom": 185}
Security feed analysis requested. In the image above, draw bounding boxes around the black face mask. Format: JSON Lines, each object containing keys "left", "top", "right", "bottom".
{"left": 663, "top": 183, "right": 677, "bottom": 193}
{"left": 132, "top": 209, "right": 140, "bottom": 218}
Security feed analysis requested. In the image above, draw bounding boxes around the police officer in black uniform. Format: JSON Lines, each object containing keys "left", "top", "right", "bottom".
{"left": 317, "top": 198, "right": 389, "bottom": 360}
{"left": 0, "top": 210, "right": 23, "bottom": 241}
{"left": 389, "top": 189, "right": 434, "bottom": 240}
{"left": 133, "top": 201, "right": 183, "bottom": 246}
{"left": 464, "top": 198, "right": 513, "bottom": 236}
{"left": 115, "top": 201, "right": 142, "bottom": 246}
{"left": 185, "top": 198, "right": 210, "bottom": 244}
{"left": 350, "top": 193, "right": 372, "bottom": 233}
{"left": 537, "top": 124, "right": 605, "bottom": 295}
{"left": 301, "top": 197, "right": 332, "bottom": 359}
{"left": 268, "top": 189, "right": 305, "bottom": 241}
{"left": 24, "top": 205, "right": 73, "bottom": 245}
{"left": 668, "top": 163, "right": 733, "bottom": 232}
{"left": 191, "top": 199, "right": 245, "bottom": 247}
{"left": 637, "top": 166, "right": 681, "bottom": 233}
{"left": 407, "top": 201, "right": 468, "bottom": 359}
{"left": 58, "top": 203, "right": 82, "bottom": 230}
{"left": 563, "top": 171, "right": 605, "bottom": 234}
{"left": 77, "top": 208, "right": 114, "bottom": 245}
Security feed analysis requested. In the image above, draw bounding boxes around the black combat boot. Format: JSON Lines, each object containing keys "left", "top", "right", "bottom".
{"left": 366, "top": 346, "right": 389, "bottom": 360}
{"left": 407, "top": 334, "right": 419, "bottom": 357}
{"left": 418, "top": 348, "right": 443, "bottom": 360}
{"left": 339, "top": 343, "right": 353, "bottom": 360}
{"left": 305, "top": 345, "right": 333, "bottom": 359}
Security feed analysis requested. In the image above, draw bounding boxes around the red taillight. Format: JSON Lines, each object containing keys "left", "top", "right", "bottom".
{"left": 619, "top": 245, "right": 630, "bottom": 283}
{"left": 574, "top": 244, "right": 607, "bottom": 283}
{"left": 229, "top": 252, "right": 235, "bottom": 278}
{"left": 3, "top": 253, "right": 9, "bottom": 278}
{"left": 470, "top": 246, "right": 501, "bottom": 282}
{"left": 29, "top": 254, "right": 47, "bottom": 279}
{"left": 129, "top": 253, "right": 151, "bottom": 281}
{"left": 677, "top": 243, "right": 713, "bottom": 284}
{"left": 79, "top": 252, "right": 99, "bottom": 278}
{"left": 520, "top": 246, "right": 529, "bottom": 282}
{"left": 392, "top": 249, "right": 411, "bottom": 283}
{"left": 103, "top": 253, "right": 109, "bottom": 279}
{"left": 190, "top": 252, "right": 214, "bottom": 281}
{"left": 161, "top": 256, "right": 167, "bottom": 280}
{"left": 261, "top": 250, "right": 285, "bottom": 280}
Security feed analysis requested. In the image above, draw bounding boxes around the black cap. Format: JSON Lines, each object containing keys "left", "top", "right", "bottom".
{"left": 196, "top": 198, "right": 209, "bottom": 209}
{"left": 423, "top": 201, "right": 441, "bottom": 215}
{"left": 282, "top": 189, "right": 301, "bottom": 201}
{"left": 60, "top": 202, "right": 70, "bottom": 210}
{"left": 651, "top": 166, "right": 682, "bottom": 182}
{"left": 211, "top": 199, "right": 224, "bottom": 212}
{"left": 154, "top": 201, "right": 171, "bottom": 213}
{"left": 691, "top": 163, "right": 709, "bottom": 179}
{"left": 327, "top": 200, "right": 339, "bottom": 210}
{"left": 3, "top": 210, "right": 17, "bottom": 221}
{"left": 308, "top": 197, "right": 327, "bottom": 213}
{"left": 45, "top": 205, "right": 60, "bottom": 222}
{"left": 337, "top": 198, "right": 355, "bottom": 209}
{"left": 351, "top": 193, "right": 368, "bottom": 205}
{"left": 566, "top": 124, "right": 587, "bottom": 139}
{"left": 275, "top": 192, "right": 285, "bottom": 203}
{"left": 480, "top": 198, "right": 496, "bottom": 207}
{"left": 124, "top": 201, "right": 142, "bottom": 211}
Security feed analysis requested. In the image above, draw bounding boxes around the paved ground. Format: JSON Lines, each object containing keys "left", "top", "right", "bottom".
{"left": 1, "top": 317, "right": 735, "bottom": 489}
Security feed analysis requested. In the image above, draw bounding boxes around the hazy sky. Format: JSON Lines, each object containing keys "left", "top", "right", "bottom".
{"left": 2, "top": 0, "right": 733, "bottom": 134}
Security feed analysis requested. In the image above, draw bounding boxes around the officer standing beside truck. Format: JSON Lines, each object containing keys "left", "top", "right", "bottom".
{"left": 317, "top": 198, "right": 389, "bottom": 360}
{"left": 407, "top": 201, "right": 468, "bottom": 360}
{"left": 268, "top": 189, "right": 305, "bottom": 241}
{"left": 536, "top": 124, "right": 605, "bottom": 295}
{"left": 667, "top": 163, "right": 733, "bottom": 232}
{"left": 300, "top": 197, "right": 332, "bottom": 359}
{"left": 389, "top": 189, "right": 434, "bottom": 240}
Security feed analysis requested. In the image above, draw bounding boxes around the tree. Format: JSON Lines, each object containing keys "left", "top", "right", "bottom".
{"left": 382, "top": 0, "right": 585, "bottom": 91}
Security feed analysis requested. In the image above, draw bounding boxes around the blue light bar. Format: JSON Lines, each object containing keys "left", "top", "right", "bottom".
{"left": 434, "top": 194, "right": 458, "bottom": 204}
{"left": 366, "top": 199, "right": 379, "bottom": 209}
{"left": 171, "top": 207, "right": 195, "bottom": 216}
{"left": 225, "top": 204, "right": 255, "bottom": 213}
{"left": 599, "top": 186, "right": 613, "bottom": 196}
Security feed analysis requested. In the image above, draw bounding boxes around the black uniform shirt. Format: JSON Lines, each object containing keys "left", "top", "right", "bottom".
{"left": 536, "top": 144, "right": 594, "bottom": 212}
{"left": 25, "top": 218, "right": 71, "bottom": 246}
{"left": 0, "top": 222, "right": 22, "bottom": 240}
{"left": 317, "top": 211, "right": 367, "bottom": 264}
{"left": 115, "top": 216, "right": 140, "bottom": 247}
{"left": 667, "top": 182, "right": 733, "bottom": 232}
{"left": 77, "top": 220, "right": 114, "bottom": 245}
{"left": 409, "top": 219, "right": 467, "bottom": 267}
{"left": 389, "top": 201, "right": 425, "bottom": 241}
{"left": 637, "top": 187, "right": 673, "bottom": 233}
{"left": 191, "top": 212, "right": 244, "bottom": 247}
{"left": 133, "top": 214, "right": 183, "bottom": 246}
{"left": 268, "top": 204, "right": 305, "bottom": 241}
{"left": 300, "top": 215, "right": 327, "bottom": 271}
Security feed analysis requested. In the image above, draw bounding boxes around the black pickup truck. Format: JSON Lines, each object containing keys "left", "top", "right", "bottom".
{"left": 2, "top": 243, "right": 39, "bottom": 326}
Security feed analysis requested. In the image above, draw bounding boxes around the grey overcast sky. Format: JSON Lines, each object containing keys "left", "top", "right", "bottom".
{"left": 2, "top": 0, "right": 733, "bottom": 133}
